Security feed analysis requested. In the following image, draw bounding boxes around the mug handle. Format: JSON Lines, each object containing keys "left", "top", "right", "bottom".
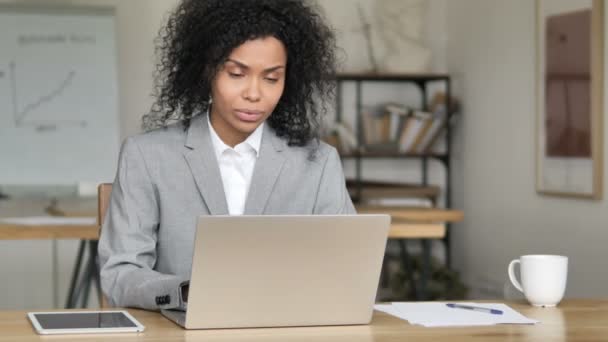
{"left": 508, "top": 259, "right": 524, "bottom": 292}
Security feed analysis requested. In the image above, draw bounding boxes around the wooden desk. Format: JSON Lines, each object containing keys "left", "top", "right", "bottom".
{"left": 0, "top": 198, "right": 98, "bottom": 240}
{"left": 0, "top": 222, "right": 98, "bottom": 240}
{"left": 0, "top": 202, "right": 464, "bottom": 307}
{"left": 0, "top": 198, "right": 99, "bottom": 309}
{"left": 356, "top": 206, "right": 464, "bottom": 239}
{"left": 0, "top": 207, "right": 466, "bottom": 240}
{"left": 357, "top": 206, "right": 465, "bottom": 222}
{"left": 0, "top": 223, "right": 440, "bottom": 240}
{"left": 0, "top": 219, "right": 100, "bottom": 309}
{"left": 1, "top": 299, "right": 607, "bottom": 341}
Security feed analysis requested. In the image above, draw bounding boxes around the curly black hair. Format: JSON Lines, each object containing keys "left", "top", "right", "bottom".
{"left": 143, "top": 0, "right": 337, "bottom": 147}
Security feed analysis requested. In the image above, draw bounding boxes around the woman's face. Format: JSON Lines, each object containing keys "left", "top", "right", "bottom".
{"left": 210, "top": 37, "right": 287, "bottom": 147}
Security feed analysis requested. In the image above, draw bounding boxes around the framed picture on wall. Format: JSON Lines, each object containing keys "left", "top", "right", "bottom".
{"left": 536, "top": 0, "right": 604, "bottom": 199}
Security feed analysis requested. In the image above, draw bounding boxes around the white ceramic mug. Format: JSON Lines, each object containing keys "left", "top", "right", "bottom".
{"left": 508, "top": 255, "right": 568, "bottom": 307}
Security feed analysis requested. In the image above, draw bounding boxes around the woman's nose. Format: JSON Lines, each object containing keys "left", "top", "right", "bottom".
{"left": 243, "top": 78, "right": 261, "bottom": 102}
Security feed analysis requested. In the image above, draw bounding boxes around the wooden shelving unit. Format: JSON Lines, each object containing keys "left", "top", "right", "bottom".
{"left": 335, "top": 73, "right": 459, "bottom": 300}
{"left": 334, "top": 72, "right": 456, "bottom": 250}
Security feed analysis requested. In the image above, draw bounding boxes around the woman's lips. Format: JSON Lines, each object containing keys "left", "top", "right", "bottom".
{"left": 235, "top": 110, "right": 263, "bottom": 122}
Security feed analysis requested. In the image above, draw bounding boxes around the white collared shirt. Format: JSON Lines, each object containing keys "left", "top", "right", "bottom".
{"left": 207, "top": 114, "right": 264, "bottom": 215}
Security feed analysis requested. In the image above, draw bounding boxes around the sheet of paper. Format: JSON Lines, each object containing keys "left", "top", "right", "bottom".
{"left": 374, "top": 304, "right": 402, "bottom": 317}
{"left": 374, "top": 302, "right": 539, "bottom": 327}
{"left": 0, "top": 216, "right": 96, "bottom": 226}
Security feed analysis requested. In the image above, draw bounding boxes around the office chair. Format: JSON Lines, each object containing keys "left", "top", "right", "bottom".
{"left": 97, "top": 183, "right": 113, "bottom": 308}
{"left": 65, "top": 184, "right": 112, "bottom": 309}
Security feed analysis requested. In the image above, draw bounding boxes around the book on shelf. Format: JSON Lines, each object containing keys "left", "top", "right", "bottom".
{"left": 323, "top": 132, "right": 340, "bottom": 150}
{"left": 379, "top": 113, "right": 391, "bottom": 144}
{"left": 417, "top": 92, "right": 461, "bottom": 153}
{"left": 385, "top": 102, "right": 409, "bottom": 142}
{"left": 359, "top": 103, "right": 439, "bottom": 154}
{"left": 361, "top": 110, "right": 378, "bottom": 145}
{"left": 384, "top": 103, "right": 409, "bottom": 116}
{"left": 323, "top": 121, "right": 358, "bottom": 154}
{"left": 397, "top": 109, "right": 432, "bottom": 153}
{"left": 330, "top": 91, "right": 459, "bottom": 156}
{"left": 361, "top": 104, "right": 410, "bottom": 148}
{"left": 414, "top": 107, "right": 446, "bottom": 153}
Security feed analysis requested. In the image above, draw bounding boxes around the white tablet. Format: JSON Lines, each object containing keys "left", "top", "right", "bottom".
{"left": 28, "top": 310, "right": 145, "bottom": 335}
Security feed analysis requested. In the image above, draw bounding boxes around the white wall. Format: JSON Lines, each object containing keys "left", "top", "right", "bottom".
{"left": 9, "top": 0, "right": 177, "bottom": 138}
{"left": 5, "top": 0, "right": 603, "bottom": 307}
{"left": 78, "top": 0, "right": 178, "bottom": 140}
{"left": 319, "top": 0, "right": 447, "bottom": 73}
{"left": 447, "top": 0, "right": 608, "bottom": 298}
{"left": 0, "top": 0, "right": 177, "bottom": 310}
{"left": 0, "top": 0, "right": 453, "bottom": 309}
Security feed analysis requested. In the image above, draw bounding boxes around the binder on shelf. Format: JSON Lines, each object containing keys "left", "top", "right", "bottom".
{"left": 418, "top": 92, "right": 460, "bottom": 153}
{"left": 361, "top": 110, "right": 380, "bottom": 145}
{"left": 415, "top": 109, "right": 447, "bottom": 153}
{"left": 409, "top": 110, "right": 435, "bottom": 152}
{"left": 384, "top": 103, "right": 410, "bottom": 142}
{"left": 379, "top": 114, "right": 391, "bottom": 143}
{"left": 397, "top": 110, "right": 432, "bottom": 153}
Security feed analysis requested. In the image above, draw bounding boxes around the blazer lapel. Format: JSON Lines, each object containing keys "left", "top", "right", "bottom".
{"left": 182, "top": 114, "right": 229, "bottom": 215}
{"left": 244, "top": 127, "right": 287, "bottom": 215}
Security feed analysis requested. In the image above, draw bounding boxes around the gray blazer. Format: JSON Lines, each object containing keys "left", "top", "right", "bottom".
{"left": 98, "top": 113, "right": 355, "bottom": 310}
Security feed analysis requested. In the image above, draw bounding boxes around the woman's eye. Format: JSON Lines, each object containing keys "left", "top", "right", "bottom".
{"left": 229, "top": 72, "right": 244, "bottom": 78}
{"left": 265, "top": 77, "right": 279, "bottom": 83}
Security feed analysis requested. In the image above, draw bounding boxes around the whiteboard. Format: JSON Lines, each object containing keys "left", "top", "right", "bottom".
{"left": 0, "top": 5, "right": 120, "bottom": 185}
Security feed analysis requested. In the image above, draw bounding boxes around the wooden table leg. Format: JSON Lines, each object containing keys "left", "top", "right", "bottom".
{"left": 65, "top": 240, "right": 86, "bottom": 308}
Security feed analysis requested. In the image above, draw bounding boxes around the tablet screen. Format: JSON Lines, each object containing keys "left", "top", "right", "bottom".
{"left": 33, "top": 312, "right": 137, "bottom": 330}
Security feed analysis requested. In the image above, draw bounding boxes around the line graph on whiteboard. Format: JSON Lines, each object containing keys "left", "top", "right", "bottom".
{"left": 3, "top": 61, "right": 87, "bottom": 132}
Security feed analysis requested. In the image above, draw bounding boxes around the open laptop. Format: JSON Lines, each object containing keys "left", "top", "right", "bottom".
{"left": 162, "top": 214, "right": 390, "bottom": 329}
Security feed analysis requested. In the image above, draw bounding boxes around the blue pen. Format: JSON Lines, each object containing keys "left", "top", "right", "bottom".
{"left": 446, "top": 303, "right": 503, "bottom": 315}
